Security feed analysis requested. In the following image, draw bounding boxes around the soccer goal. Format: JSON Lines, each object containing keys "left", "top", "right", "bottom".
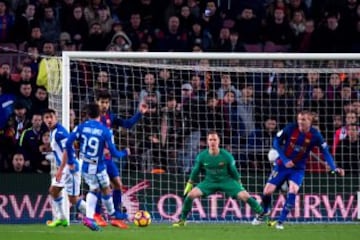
{"left": 57, "top": 52, "right": 360, "bottom": 223}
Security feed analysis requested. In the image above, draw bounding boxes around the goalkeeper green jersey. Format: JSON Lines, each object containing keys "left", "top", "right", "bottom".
{"left": 189, "top": 148, "right": 241, "bottom": 183}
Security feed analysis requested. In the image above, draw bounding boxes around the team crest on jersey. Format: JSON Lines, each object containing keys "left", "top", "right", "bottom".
{"left": 106, "top": 119, "right": 111, "bottom": 126}
{"left": 305, "top": 138, "right": 310, "bottom": 143}
{"left": 218, "top": 162, "right": 225, "bottom": 166}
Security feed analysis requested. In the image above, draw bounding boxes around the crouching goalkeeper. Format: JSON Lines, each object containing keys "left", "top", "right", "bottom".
{"left": 173, "top": 130, "right": 265, "bottom": 226}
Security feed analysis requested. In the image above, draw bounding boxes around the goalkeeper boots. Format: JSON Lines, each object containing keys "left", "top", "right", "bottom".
{"left": 83, "top": 217, "right": 101, "bottom": 231}
{"left": 252, "top": 211, "right": 270, "bottom": 225}
{"left": 172, "top": 219, "right": 186, "bottom": 227}
{"left": 46, "top": 219, "right": 69, "bottom": 227}
{"left": 94, "top": 213, "right": 108, "bottom": 227}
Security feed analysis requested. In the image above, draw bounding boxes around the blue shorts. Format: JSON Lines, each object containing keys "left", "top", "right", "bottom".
{"left": 267, "top": 165, "right": 305, "bottom": 187}
{"left": 105, "top": 160, "right": 120, "bottom": 179}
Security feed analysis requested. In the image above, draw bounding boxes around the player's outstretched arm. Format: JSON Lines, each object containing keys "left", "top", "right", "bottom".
{"left": 104, "top": 129, "right": 129, "bottom": 158}
{"left": 114, "top": 103, "right": 148, "bottom": 129}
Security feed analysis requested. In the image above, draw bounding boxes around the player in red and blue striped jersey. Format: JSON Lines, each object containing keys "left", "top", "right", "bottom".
{"left": 252, "top": 111, "right": 345, "bottom": 229}
{"left": 94, "top": 91, "right": 148, "bottom": 227}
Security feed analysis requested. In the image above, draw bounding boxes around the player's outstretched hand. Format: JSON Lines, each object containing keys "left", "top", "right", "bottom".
{"left": 139, "top": 102, "right": 149, "bottom": 114}
{"left": 125, "top": 148, "right": 131, "bottom": 156}
{"left": 332, "top": 168, "right": 345, "bottom": 177}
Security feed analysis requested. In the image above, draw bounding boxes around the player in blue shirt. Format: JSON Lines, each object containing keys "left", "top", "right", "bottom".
{"left": 66, "top": 103, "right": 130, "bottom": 231}
{"left": 252, "top": 111, "right": 345, "bottom": 229}
{"left": 93, "top": 90, "right": 148, "bottom": 227}
{"left": 43, "top": 109, "right": 86, "bottom": 227}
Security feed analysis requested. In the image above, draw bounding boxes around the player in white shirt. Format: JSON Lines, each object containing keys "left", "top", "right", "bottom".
{"left": 43, "top": 109, "right": 86, "bottom": 227}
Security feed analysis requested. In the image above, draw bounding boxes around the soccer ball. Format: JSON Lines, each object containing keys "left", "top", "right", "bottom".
{"left": 133, "top": 210, "right": 151, "bottom": 227}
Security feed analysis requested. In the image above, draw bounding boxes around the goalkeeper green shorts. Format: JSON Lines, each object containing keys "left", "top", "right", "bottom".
{"left": 196, "top": 179, "right": 246, "bottom": 198}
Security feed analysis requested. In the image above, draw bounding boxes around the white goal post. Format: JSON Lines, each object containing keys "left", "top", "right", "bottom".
{"left": 60, "top": 52, "right": 360, "bottom": 222}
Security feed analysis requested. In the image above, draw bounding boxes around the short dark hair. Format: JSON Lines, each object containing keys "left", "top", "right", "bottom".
{"left": 207, "top": 130, "right": 219, "bottom": 136}
{"left": 84, "top": 103, "right": 100, "bottom": 119}
{"left": 42, "top": 108, "right": 56, "bottom": 116}
{"left": 96, "top": 90, "right": 111, "bottom": 101}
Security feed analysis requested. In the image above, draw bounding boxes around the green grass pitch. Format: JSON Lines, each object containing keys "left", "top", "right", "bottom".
{"left": 0, "top": 223, "right": 359, "bottom": 240}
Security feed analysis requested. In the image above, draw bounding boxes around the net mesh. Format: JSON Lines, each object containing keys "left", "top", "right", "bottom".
{"left": 55, "top": 55, "right": 360, "bottom": 222}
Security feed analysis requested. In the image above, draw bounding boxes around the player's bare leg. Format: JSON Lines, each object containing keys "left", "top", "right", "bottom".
{"left": 47, "top": 186, "right": 69, "bottom": 227}
{"left": 173, "top": 187, "right": 203, "bottom": 227}
{"left": 252, "top": 183, "right": 277, "bottom": 225}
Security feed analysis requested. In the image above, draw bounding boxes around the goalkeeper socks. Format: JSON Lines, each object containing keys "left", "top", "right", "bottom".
{"left": 95, "top": 192, "right": 102, "bottom": 214}
{"left": 180, "top": 196, "right": 193, "bottom": 220}
{"left": 262, "top": 194, "right": 272, "bottom": 213}
{"left": 113, "top": 189, "right": 122, "bottom": 212}
{"left": 86, "top": 192, "right": 98, "bottom": 218}
{"left": 102, "top": 194, "right": 115, "bottom": 216}
{"left": 279, "top": 193, "right": 296, "bottom": 223}
{"left": 76, "top": 199, "right": 86, "bottom": 215}
{"left": 247, "top": 197, "right": 263, "bottom": 214}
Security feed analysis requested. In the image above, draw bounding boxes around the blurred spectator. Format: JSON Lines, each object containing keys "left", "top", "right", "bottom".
{"left": 332, "top": 111, "right": 358, "bottom": 155}
{"left": 22, "top": 43, "right": 41, "bottom": 77}
{"left": 31, "top": 86, "right": 48, "bottom": 114}
{"left": 36, "top": 41, "right": 60, "bottom": 91}
{"left": 248, "top": 116, "right": 278, "bottom": 170}
{"left": 18, "top": 112, "right": 43, "bottom": 171}
{"left": 296, "top": 19, "right": 316, "bottom": 52}
{"left": 9, "top": 100, "right": 30, "bottom": 142}
{"left": 139, "top": 73, "right": 161, "bottom": 104}
{"left": 155, "top": 15, "right": 188, "bottom": 51}
{"left": 7, "top": 152, "right": 31, "bottom": 173}
{"left": 110, "top": 31, "right": 132, "bottom": 51}
{"left": 236, "top": 7, "right": 263, "bottom": 52}
{"left": 96, "top": 4, "right": 113, "bottom": 34}
{"left": 264, "top": 7, "right": 293, "bottom": 52}
{"left": 38, "top": 130, "right": 51, "bottom": 173}
{"left": 82, "top": 21, "right": 107, "bottom": 50}
{"left": 217, "top": 72, "right": 241, "bottom": 102}
{"left": 213, "top": 27, "right": 230, "bottom": 51}
{"left": 0, "top": 62, "right": 16, "bottom": 94}
{"left": 289, "top": 9, "right": 306, "bottom": 37}
{"left": 17, "top": 81, "right": 32, "bottom": 112}
{"left": 200, "top": 0, "right": 222, "bottom": 40}
{"left": 27, "top": 24, "right": 45, "bottom": 50}
{"left": 190, "top": 74, "right": 206, "bottom": 101}
{"left": 0, "top": 0, "right": 14, "bottom": 43}
{"left": 12, "top": 3, "right": 37, "bottom": 44}
{"left": 62, "top": 4, "right": 88, "bottom": 46}
{"left": 335, "top": 123, "right": 360, "bottom": 174}
{"left": 125, "top": 12, "right": 153, "bottom": 51}
{"left": 164, "top": 0, "right": 185, "bottom": 25}
{"left": 84, "top": 0, "right": 105, "bottom": 24}
{"left": 326, "top": 73, "right": 342, "bottom": 100}
{"left": 312, "top": 12, "right": 349, "bottom": 52}
{"left": 187, "top": 20, "right": 213, "bottom": 51}
{"left": 39, "top": 5, "right": 60, "bottom": 42}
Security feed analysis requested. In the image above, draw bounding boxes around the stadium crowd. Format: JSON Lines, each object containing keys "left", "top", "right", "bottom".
{"left": 0, "top": 0, "right": 360, "bottom": 174}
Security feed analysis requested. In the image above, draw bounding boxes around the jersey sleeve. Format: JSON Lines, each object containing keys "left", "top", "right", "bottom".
{"left": 314, "top": 130, "right": 336, "bottom": 171}
{"left": 273, "top": 124, "right": 292, "bottom": 164}
{"left": 66, "top": 127, "right": 78, "bottom": 165}
{"left": 55, "top": 130, "right": 68, "bottom": 152}
{"left": 112, "top": 112, "right": 142, "bottom": 128}
{"left": 189, "top": 153, "right": 202, "bottom": 182}
{"left": 226, "top": 151, "right": 241, "bottom": 181}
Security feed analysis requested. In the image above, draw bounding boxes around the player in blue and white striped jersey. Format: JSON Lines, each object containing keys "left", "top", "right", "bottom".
{"left": 66, "top": 103, "right": 130, "bottom": 231}
{"left": 43, "top": 109, "right": 86, "bottom": 227}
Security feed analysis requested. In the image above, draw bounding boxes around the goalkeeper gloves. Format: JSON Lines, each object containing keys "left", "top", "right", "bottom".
{"left": 183, "top": 182, "right": 193, "bottom": 196}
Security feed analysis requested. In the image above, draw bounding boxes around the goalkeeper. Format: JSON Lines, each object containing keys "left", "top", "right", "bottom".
{"left": 173, "top": 130, "right": 265, "bottom": 227}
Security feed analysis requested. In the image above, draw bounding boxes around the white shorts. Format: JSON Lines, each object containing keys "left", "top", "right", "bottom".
{"left": 82, "top": 169, "right": 110, "bottom": 191}
{"left": 51, "top": 166, "right": 81, "bottom": 196}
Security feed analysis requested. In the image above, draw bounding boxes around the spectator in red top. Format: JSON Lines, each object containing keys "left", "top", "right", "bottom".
{"left": 332, "top": 111, "right": 358, "bottom": 155}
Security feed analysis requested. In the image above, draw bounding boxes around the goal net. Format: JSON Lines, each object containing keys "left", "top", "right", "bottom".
{"left": 55, "top": 52, "right": 360, "bottom": 223}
